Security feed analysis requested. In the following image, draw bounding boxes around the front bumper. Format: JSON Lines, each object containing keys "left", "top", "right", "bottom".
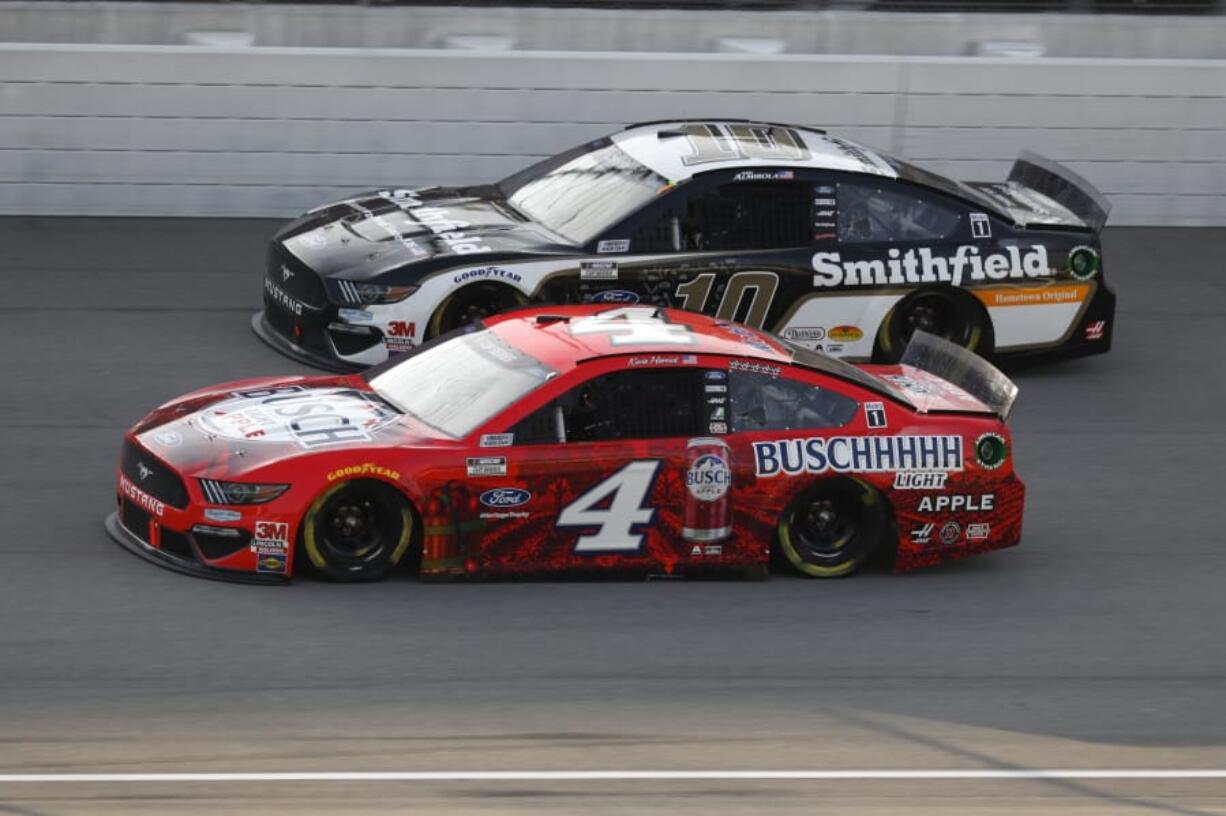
{"left": 252, "top": 310, "right": 362, "bottom": 374}
{"left": 105, "top": 511, "right": 288, "bottom": 585}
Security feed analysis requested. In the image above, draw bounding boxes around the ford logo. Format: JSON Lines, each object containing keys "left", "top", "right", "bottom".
{"left": 479, "top": 488, "right": 532, "bottom": 508}
{"left": 590, "top": 289, "right": 639, "bottom": 304}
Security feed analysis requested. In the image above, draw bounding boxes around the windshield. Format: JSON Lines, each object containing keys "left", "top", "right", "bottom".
{"left": 498, "top": 137, "right": 666, "bottom": 245}
{"left": 368, "top": 329, "right": 556, "bottom": 438}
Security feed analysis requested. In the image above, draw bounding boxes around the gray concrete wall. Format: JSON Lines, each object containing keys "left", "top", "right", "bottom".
{"left": 6, "top": 2, "right": 1226, "bottom": 59}
{"left": 3, "top": 43, "right": 1224, "bottom": 224}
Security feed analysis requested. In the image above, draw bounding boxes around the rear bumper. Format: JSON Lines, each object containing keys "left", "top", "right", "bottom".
{"left": 105, "top": 512, "right": 288, "bottom": 585}
{"left": 998, "top": 278, "right": 1116, "bottom": 365}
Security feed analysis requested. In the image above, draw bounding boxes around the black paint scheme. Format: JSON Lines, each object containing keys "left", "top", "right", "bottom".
{"left": 254, "top": 123, "right": 1115, "bottom": 372}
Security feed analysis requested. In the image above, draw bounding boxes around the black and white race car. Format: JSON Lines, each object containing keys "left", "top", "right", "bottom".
{"left": 254, "top": 119, "right": 1115, "bottom": 372}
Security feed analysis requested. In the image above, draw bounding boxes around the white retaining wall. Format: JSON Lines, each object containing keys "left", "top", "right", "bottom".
{"left": 3, "top": 43, "right": 1224, "bottom": 224}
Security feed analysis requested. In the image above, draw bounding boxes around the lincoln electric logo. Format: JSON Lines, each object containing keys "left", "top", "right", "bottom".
{"left": 479, "top": 488, "right": 531, "bottom": 508}
{"left": 137, "top": 461, "right": 153, "bottom": 481}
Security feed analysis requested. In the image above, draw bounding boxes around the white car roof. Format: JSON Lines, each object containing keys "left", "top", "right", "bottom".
{"left": 610, "top": 121, "right": 899, "bottom": 183}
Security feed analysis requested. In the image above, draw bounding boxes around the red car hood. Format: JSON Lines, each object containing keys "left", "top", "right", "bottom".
{"left": 129, "top": 374, "right": 437, "bottom": 479}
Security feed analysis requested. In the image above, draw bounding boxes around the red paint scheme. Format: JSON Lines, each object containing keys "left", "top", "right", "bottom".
{"left": 112, "top": 306, "right": 1024, "bottom": 581}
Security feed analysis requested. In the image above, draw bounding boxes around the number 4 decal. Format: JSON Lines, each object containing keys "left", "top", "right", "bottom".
{"left": 559, "top": 461, "right": 661, "bottom": 553}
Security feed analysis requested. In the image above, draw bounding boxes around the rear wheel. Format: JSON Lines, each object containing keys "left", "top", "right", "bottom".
{"left": 427, "top": 283, "right": 527, "bottom": 338}
{"left": 776, "top": 478, "right": 889, "bottom": 578}
{"left": 876, "top": 289, "right": 992, "bottom": 363}
{"left": 302, "top": 479, "right": 416, "bottom": 582}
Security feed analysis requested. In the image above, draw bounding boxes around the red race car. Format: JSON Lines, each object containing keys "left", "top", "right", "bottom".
{"left": 106, "top": 306, "right": 1023, "bottom": 583}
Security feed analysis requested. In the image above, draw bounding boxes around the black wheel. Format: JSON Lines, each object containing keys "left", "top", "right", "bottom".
{"left": 876, "top": 289, "right": 992, "bottom": 363}
{"left": 776, "top": 478, "right": 888, "bottom": 578}
{"left": 427, "top": 283, "right": 527, "bottom": 338}
{"left": 302, "top": 479, "right": 416, "bottom": 582}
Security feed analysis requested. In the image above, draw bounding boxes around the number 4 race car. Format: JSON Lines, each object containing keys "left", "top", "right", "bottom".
{"left": 254, "top": 119, "right": 1114, "bottom": 373}
{"left": 111, "top": 306, "right": 1023, "bottom": 584}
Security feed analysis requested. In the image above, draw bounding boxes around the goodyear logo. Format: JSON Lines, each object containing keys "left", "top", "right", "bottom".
{"left": 326, "top": 463, "right": 401, "bottom": 482}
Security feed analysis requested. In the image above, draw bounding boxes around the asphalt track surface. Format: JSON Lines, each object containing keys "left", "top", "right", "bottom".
{"left": 1, "top": 218, "right": 1225, "bottom": 815}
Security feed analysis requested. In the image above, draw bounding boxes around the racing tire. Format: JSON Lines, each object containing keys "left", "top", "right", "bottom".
{"left": 875, "top": 288, "right": 993, "bottom": 363}
{"left": 302, "top": 479, "right": 417, "bottom": 583}
{"left": 776, "top": 477, "right": 889, "bottom": 578}
{"left": 427, "top": 283, "right": 528, "bottom": 339}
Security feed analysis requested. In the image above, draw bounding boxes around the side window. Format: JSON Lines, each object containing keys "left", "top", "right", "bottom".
{"left": 728, "top": 369, "right": 857, "bottom": 432}
{"left": 511, "top": 367, "right": 710, "bottom": 444}
{"left": 836, "top": 180, "right": 962, "bottom": 244}
{"left": 683, "top": 181, "right": 811, "bottom": 251}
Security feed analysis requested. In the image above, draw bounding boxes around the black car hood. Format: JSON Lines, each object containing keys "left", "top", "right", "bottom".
{"left": 277, "top": 186, "right": 574, "bottom": 280}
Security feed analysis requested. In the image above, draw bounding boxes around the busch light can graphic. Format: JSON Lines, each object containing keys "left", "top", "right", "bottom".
{"left": 683, "top": 438, "right": 732, "bottom": 542}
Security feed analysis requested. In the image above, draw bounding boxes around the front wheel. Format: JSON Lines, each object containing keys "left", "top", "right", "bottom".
{"left": 302, "top": 479, "right": 416, "bottom": 582}
{"left": 776, "top": 478, "right": 889, "bottom": 578}
{"left": 876, "top": 289, "right": 992, "bottom": 363}
{"left": 427, "top": 283, "right": 528, "bottom": 338}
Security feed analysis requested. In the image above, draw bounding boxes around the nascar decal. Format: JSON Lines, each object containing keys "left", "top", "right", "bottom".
{"left": 753, "top": 435, "right": 963, "bottom": 477}
{"left": 812, "top": 245, "right": 1051, "bottom": 288}
{"left": 198, "top": 387, "right": 398, "bottom": 449}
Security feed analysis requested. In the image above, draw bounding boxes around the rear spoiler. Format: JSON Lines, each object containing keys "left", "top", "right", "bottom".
{"left": 901, "top": 332, "right": 1019, "bottom": 420}
{"left": 1008, "top": 151, "right": 1112, "bottom": 233}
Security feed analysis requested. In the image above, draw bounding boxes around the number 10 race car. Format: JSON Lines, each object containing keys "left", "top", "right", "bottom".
{"left": 110, "top": 306, "right": 1022, "bottom": 583}
{"left": 254, "top": 119, "right": 1114, "bottom": 373}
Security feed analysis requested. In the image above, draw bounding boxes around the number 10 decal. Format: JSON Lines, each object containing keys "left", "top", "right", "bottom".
{"left": 559, "top": 461, "right": 661, "bottom": 553}
{"left": 675, "top": 271, "right": 779, "bottom": 329}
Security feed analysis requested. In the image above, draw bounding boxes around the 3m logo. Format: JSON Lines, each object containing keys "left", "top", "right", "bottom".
{"left": 388, "top": 321, "right": 416, "bottom": 337}
{"left": 255, "top": 521, "right": 289, "bottom": 543}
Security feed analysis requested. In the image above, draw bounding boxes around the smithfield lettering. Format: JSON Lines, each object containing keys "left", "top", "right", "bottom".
{"left": 812, "top": 245, "right": 1050, "bottom": 288}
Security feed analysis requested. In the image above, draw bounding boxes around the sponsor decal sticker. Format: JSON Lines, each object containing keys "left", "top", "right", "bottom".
{"left": 628, "top": 354, "right": 697, "bottom": 367}
{"left": 198, "top": 386, "right": 398, "bottom": 450}
{"left": 597, "top": 239, "right": 630, "bottom": 254}
{"left": 480, "top": 510, "right": 530, "bottom": 520}
{"left": 412, "top": 206, "right": 492, "bottom": 255}
{"left": 154, "top": 430, "right": 182, "bottom": 447}
{"left": 338, "top": 308, "right": 374, "bottom": 322}
{"left": 864, "top": 401, "right": 887, "bottom": 429}
{"left": 709, "top": 422, "right": 729, "bottom": 434}
{"left": 452, "top": 266, "right": 523, "bottom": 285}
{"left": 939, "top": 521, "right": 961, "bottom": 546}
{"left": 911, "top": 523, "right": 934, "bottom": 545}
{"left": 813, "top": 245, "right": 1051, "bottom": 288}
{"left": 300, "top": 232, "right": 327, "bottom": 249}
{"left": 827, "top": 325, "right": 863, "bottom": 342}
{"left": 1085, "top": 320, "right": 1106, "bottom": 341}
{"left": 704, "top": 544, "right": 723, "bottom": 556}
{"left": 704, "top": 370, "right": 727, "bottom": 381}
{"left": 580, "top": 261, "right": 618, "bottom": 281}
{"left": 479, "top": 488, "right": 531, "bottom": 508}
{"left": 753, "top": 435, "right": 963, "bottom": 477}
{"left": 705, "top": 384, "right": 728, "bottom": 393}
{"left": 326, "top": 462, "right": 401, "bottom": 482}
{"left": 893, "top": 471, "right": 949, "bottom": 490}
{"left": 917, "top": 494, "right": 996, "bottom": 513}
{"left": 975, "top": 283, "right": 1090, "bottom": 308}
{"left": 728, "top": 360, "right": 782, "bottom": 377}
{"left": 204, "top": 508, "right": 242, "bottom": 523}
{"left": 384, "top": 320, "right": 417, "bottom": 353}
{"left": 590, "top": 289, "right": 639, "bottom": 304}
{"left": 782, "top": 326, "right": 826, "bottom": 343}
{"left": 686, "top": 453, "right": 731, "bottom": 502}
{"left": 480, "top": 433, "right": 515, "bottom": 448}
{"left": 969, "top": 213, "right": 992, "bottom": 239}
{"left": 733, "top": 169, "right": 795, "bottom": 182}
{"left": 252, "top": 521, "right": 290, "bottom": 572}
{"left": 966, "top": 522, "right": 991, "bottom": 541}
{"left": 467, "top": 456, "right": 507, "bottom": 477}
{"left": 257, "top": 553, "right": 288, "bottom": 573}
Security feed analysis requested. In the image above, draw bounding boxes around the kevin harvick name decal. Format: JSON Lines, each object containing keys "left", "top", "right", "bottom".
{"left": 753, "top": 435, "right": 963, "bottom": 477}
{"left": 812, "top": 245, "right": 1050, "bottom": 288}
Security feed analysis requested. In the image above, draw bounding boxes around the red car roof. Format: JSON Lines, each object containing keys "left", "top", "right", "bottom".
{"left": 484, "top": 305, "right": 792, "bottom": 373}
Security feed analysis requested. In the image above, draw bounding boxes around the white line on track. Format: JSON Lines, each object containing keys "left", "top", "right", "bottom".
{"left": 1, "top": 770, "right": 1226, "bottom": 783}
